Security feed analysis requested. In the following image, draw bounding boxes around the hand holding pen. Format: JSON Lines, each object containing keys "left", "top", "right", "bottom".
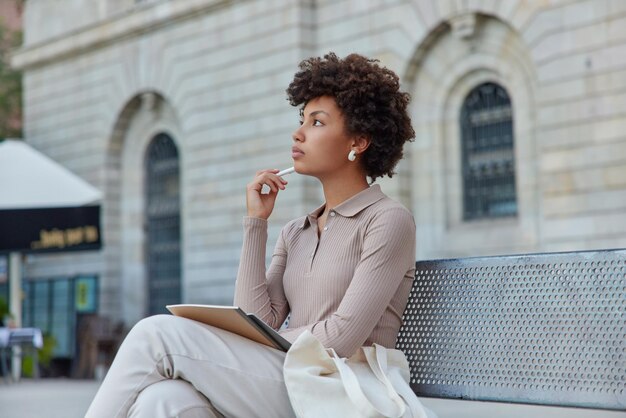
{"left": 245, "top": 167, "right": 295, "bottom": 220}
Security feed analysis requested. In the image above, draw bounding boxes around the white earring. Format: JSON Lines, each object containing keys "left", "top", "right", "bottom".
{"left": 348, "top": 150, "right": 357, "bottom": 161}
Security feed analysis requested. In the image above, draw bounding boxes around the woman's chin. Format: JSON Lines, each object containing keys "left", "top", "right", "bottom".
{"left": 292, "top": 161, "right": 304, "bottom": 174}
{"left": 292, "top": 162, "right": 323, "bottom": 178}
{"left": 292, "top": 164, "right": 314, "bottom": 178}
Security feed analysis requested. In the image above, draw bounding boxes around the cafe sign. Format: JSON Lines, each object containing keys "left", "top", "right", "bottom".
{"left": 0, "top": 205, "right": 101, "bottom": 254}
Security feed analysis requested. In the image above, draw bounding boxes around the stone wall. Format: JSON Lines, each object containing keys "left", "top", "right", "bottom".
{"left": 13, "top": 0, "right": 626, "bottom": 324}
{"left": 16, "top": 0, "right": 317, "bottom": 323}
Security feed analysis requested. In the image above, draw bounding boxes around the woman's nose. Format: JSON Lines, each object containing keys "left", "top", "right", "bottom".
{"left": 292, "top": 127, "right": 303, "bottom": 142}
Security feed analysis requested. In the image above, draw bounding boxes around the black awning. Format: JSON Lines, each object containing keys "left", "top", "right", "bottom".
{"left": 0, "top": 205, "right": 101, "bottom": 254}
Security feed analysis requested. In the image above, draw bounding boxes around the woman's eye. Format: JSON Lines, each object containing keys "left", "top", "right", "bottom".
{"left": 298, "top": 119, "right": 323, "bottom": 126}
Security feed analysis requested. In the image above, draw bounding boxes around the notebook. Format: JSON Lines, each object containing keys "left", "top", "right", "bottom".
{"left": 166, "top": 304, "right": 292, "bottom": 352}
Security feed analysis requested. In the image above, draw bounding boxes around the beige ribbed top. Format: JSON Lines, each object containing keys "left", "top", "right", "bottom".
{"left": 233, "top": 184, "right": 416, "bottom": 357}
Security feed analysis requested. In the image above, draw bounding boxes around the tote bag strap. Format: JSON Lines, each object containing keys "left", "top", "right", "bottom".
{"left": 363, "top": 346, "right": 408, "bottom": 413}
{"left": 388, "top": 374, "right": 430, "bottom": 418}
{"left": 370, "top": 345, "right": 430, "bottom": 418}
{"left": 329, "top": 348, "right": 405, "bottom": 418}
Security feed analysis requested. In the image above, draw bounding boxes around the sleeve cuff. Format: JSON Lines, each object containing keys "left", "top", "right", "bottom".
{"left": 243, "top": 216, "right": 268, "bottom": 228}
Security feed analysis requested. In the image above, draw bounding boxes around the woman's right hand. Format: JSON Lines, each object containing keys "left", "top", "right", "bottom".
{"left": 246, "top": 169, "right": 288, "bottom": 220}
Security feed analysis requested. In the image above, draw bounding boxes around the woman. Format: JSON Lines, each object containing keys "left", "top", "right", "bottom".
{"left": 86, "top": 52, "right": 416, "bottom": 418}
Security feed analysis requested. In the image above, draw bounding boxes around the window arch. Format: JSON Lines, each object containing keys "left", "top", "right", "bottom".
{"left": 460, "top": 82, "right": 517, "bottom": 220}
{"left": 144, "top": 133, "right": 181, "bottom": 315}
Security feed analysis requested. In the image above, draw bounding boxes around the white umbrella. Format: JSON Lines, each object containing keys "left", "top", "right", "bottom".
{"left": 0, "top": 139, "right": 101, "bottom": 209}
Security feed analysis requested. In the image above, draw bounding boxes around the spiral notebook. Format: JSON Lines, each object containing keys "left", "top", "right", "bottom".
{"left": 166, "top": 304, "right": 292, "bottom": 352}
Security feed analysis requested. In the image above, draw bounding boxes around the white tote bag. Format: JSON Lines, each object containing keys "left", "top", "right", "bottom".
{"left": 283, "top": 330, "right": 437, "bottom": 418}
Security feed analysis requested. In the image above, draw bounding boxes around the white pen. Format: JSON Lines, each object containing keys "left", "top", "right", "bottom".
{"left": 261, "top": 167, "right": 296, "bottom": 194}
{"left": 277, "top": 167, "right": 295, "bottom": 177}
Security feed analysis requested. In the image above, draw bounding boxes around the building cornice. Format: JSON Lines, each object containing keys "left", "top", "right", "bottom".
{"left": 11, "top": 0, "right": 232, "bottom": 70}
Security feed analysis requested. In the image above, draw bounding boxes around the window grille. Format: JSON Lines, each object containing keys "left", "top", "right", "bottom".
{"left": 460, "top": 82, "right": 517, "bottom": 220}
{"left": 145, "top": 133, "right": 181, "bottom": 315}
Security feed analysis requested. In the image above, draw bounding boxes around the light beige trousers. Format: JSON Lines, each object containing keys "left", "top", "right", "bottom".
{"left": 85, "top": 315, "right": 296, "bottom": 418}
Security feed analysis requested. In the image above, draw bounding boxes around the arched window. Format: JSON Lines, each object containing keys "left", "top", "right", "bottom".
{"left": 460, "top": 82, "right": 517, "bottom": 220}
{"left": 144, "top": 133, "right": 181, "bottom": 315}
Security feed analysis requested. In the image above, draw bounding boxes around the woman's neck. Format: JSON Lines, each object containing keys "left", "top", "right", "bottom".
{"left": 319, "top": 174, "right": 370, "bottom": 211}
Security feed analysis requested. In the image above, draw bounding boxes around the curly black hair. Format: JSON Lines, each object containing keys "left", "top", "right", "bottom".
{"left": 286, "top": 52, "right": 415, "bottom": 183}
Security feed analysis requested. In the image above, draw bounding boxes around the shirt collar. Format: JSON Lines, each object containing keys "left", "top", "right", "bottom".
{"left": 298, "top": 184, "right": 386, "bottom": 229}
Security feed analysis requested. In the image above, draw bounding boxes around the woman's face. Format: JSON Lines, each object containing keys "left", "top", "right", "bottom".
{"left": 291, "top": 95, "right": 356, "bottom": 178}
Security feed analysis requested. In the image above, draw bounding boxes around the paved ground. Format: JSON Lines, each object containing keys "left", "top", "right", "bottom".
{"left": 0, "top": 378, "right": 100, "bottom": 418}
{"left": 0, "top": 378, "right": 624, "bottom": 418}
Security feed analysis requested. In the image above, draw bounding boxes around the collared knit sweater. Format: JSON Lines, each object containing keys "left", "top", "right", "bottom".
{"left": 234, "top": 184, "right": 416, "bottom": 357}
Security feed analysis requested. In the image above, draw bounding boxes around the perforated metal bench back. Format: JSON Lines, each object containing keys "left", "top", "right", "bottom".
{"left": 395, "top": 249, "right": 626, "bottom": 410}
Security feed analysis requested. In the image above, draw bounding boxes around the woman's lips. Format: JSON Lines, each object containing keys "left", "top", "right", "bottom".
{"left": 292, "top": 147, "right": 304, "bottom": 158}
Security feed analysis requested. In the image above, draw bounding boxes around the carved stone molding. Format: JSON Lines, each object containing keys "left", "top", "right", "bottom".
{"left": 450, "top": 12, "right": 477, "bottom": 40}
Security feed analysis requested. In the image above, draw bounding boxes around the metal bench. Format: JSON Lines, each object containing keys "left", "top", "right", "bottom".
{"left": 396, "top": 248, "right": 625, "bottom": 415}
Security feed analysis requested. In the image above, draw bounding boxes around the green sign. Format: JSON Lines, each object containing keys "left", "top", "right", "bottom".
{"left": 75, "top": 276, "right": 97, "bottom": 313}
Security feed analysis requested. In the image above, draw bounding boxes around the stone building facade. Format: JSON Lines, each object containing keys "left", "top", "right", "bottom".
{"left": 11, "top": 0, "right": 626, "bottom": 333}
